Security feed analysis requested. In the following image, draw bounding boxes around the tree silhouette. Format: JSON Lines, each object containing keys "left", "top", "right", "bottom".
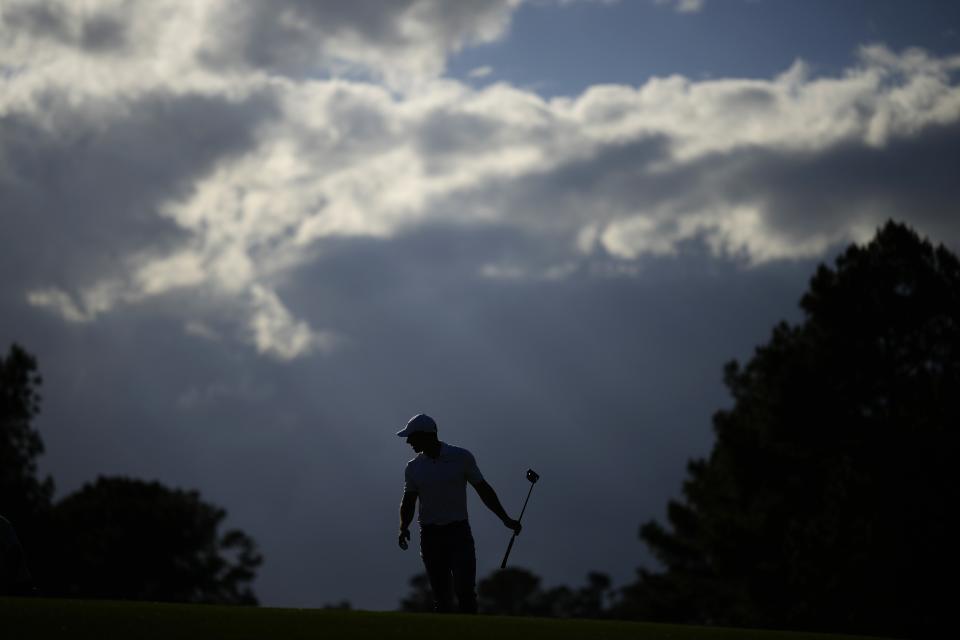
{"left": 0, "top": 343, "right": 53, "bottom": 591}
{"left": 531, "top": 571, "right": 614, "bottom": 619}
{"left": 565, "top": 572, "right": 614, "bottom": 619}
{"left": 478, "top": 567, "right": 542, "bottom": 616}
{"left": 622, "top": 221, "right": 959, "bottom": 638}
{"left": 42, "top": 476, "right": 262, "bottom": 604}
{"left": 398, "top": 572, "right": 434, "bottom": 612}
{"left": 1, "top": 343, "right": 263, "bottom": 604}
{"left": 0, "top": 344, "right": 54, "bottom": 528}
{"left": 401, "top": 567, "right": 614, "bottom": 618}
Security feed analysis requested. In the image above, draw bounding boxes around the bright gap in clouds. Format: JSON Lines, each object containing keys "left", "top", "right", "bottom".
{"left": 450, "top": 0, "right": 960, "bottom": 97}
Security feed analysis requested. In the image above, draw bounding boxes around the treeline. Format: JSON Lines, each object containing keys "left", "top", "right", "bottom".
{"left": 401, "top": 568, "right": 615, "bottom": 618}
{"left": 0, "top": 344, "right": 261, "bottom": 603}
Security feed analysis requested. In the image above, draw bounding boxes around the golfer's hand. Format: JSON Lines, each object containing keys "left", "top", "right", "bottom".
{"left": 398, "top": 528, "right": 411, "bottom": 550}
{"left": 503, "top": 518, "right": 522, "bottom": 535}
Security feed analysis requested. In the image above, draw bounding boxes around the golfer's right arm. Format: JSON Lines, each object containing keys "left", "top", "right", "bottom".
{"left": 398, "top": 490, "right": 417, "bottom": 550}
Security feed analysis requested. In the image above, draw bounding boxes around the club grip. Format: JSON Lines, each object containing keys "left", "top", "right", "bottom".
{"left": 500, "top": 534, "right": 517, "bottom": 569}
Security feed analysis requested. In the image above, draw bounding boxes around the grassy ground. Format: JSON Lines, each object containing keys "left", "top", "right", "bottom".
{"left": 1, "top": 598, "right": 889, "bottom": 640}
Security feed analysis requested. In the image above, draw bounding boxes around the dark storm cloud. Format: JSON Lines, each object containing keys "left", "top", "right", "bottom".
{"left": 576, "top": 117, "right": 960, "bottom": 254}
{"left": 198, "top": 0, "right": 517, "bottom": 77}
{"left": 414, "top": 110, "right": 506, "bottom": 158}
{"left": 733, "top": 120, "right": 960, "bottom": 247}
{"left": 425, "top": 113, "right": 960, "bottom": 262}
{"left": 0, "top": 89, "right": 278, "bottom": 300}
{"left": 218, "top": 0, "right": 421, "bottom": 70}
{"left": 1, "top": 3, "right": 71, "bottom": 41}
{"left": 286, "top": 87, "right": 399, "bottom": 171}
{"left": 79, "top": 14, "right": 127, "bottom": 53}
{"left": 1, "top": 2, "right": 129, "bottom": 53}
{"left": 418, "top": 134, "right": 674, "bottom": 243}
{"left": 717, "top": 86, "right": 777, "bottom": 112}
{"left": 630, "top": 119, "right": 960, "bottom": 251}
{"left": 515, "top": 136, "right": 675, "bottom": 206}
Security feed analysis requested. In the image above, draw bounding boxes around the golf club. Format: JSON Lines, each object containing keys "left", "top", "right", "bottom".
{"left": 500, "top": 468, "right": 539, "bottom": 569}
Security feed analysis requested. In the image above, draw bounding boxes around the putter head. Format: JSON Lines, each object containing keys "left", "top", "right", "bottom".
{"left": 526, "top": 469, "right": 540, "bottom": 484}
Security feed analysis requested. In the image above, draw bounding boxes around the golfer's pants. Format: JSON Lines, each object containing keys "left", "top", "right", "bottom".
{"left": 419, "top": 520, "right": 477, "bottom": 613}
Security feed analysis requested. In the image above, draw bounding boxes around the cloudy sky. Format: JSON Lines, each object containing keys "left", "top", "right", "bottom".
{"left": 3, "top": 0, "right": 959, "bottom": 610}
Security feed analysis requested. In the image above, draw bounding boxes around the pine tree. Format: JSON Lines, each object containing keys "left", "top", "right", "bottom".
{"left": 0, "top": 344, "right": 55, "bottom": 539}
{"left": 624, "top": 221, "right": 960, "bottom": 638}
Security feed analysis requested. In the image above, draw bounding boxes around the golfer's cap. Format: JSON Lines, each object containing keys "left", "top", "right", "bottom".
{"left": 397, "top": 413, "right": 438, "bottom": 437}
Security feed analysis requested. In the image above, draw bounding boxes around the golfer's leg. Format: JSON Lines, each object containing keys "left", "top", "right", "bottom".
{"left": 420, "top": 527, "right": 454, "bottom": 613}
{"left": 451, "top": 522, "right": 478, "bottom": 614}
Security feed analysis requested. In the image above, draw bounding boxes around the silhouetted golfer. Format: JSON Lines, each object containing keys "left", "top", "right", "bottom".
{"left": 397, "top": 414, "right": 521, "bottom": 614}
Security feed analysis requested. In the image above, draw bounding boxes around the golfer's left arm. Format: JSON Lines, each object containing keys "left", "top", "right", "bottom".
{"left": 471, "top": 480, "right": 522, "bottom": 534}
{"left": 398, "top": 490, "right": 417, "bottom": 550}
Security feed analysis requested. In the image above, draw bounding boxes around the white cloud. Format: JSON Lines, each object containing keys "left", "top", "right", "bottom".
{"left": 184, "top": 321, "right": 221, "bottom": 342}
{"left": 135, "top": 251, "right": 207, "bottom": 296}
{"left": 598, "top": 206, "right": 852, "bottom": 264}
{"left": 480, "top": 261, "right": 577, "bottom": 281}
{"left": 654, "top": 0, "right": 706, "bottom": 14}
{"left": 469, "top": 65, "right": 494, "bottom": 78}
{"left": 26, "top": 288, "right": 91, "bottom": 324}
{"left": 544, "top": 0, "right": 621, "bottom": 5}
{"left": 247, "top": 285, "right": 338, "bottom": 360}
{"left": 5, "top": 0, "right": 960, "bottom": 358}
{"left": 601, "top": 214, "right": 691, "bottom": 259}
{"left": 25, "top": 280, "right": 129, "bottom": 324}
{"left": 0, "top": 0, "right": 521, "bottom": 90}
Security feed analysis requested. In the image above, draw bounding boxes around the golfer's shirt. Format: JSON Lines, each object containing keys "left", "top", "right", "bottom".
{"left": 404, "top": 442, "right": 485, "bottom": 526}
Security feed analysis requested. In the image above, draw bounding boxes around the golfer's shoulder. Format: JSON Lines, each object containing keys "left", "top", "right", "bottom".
{"left": 444, "top": 443, "right": 477, "bottom": 463}
{"left": 443, "top": 442, "right": 469, "bottom": 455}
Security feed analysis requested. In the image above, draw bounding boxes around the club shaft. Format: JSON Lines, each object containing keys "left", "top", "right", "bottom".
{"left": 500, "top": 535, "right": 515, "bottom": 569}
{"left": 500, "top": 481, "right": 536, "bottom": 569}
{"left": 517, "top": 482, "right": 535, "bottom": 523}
